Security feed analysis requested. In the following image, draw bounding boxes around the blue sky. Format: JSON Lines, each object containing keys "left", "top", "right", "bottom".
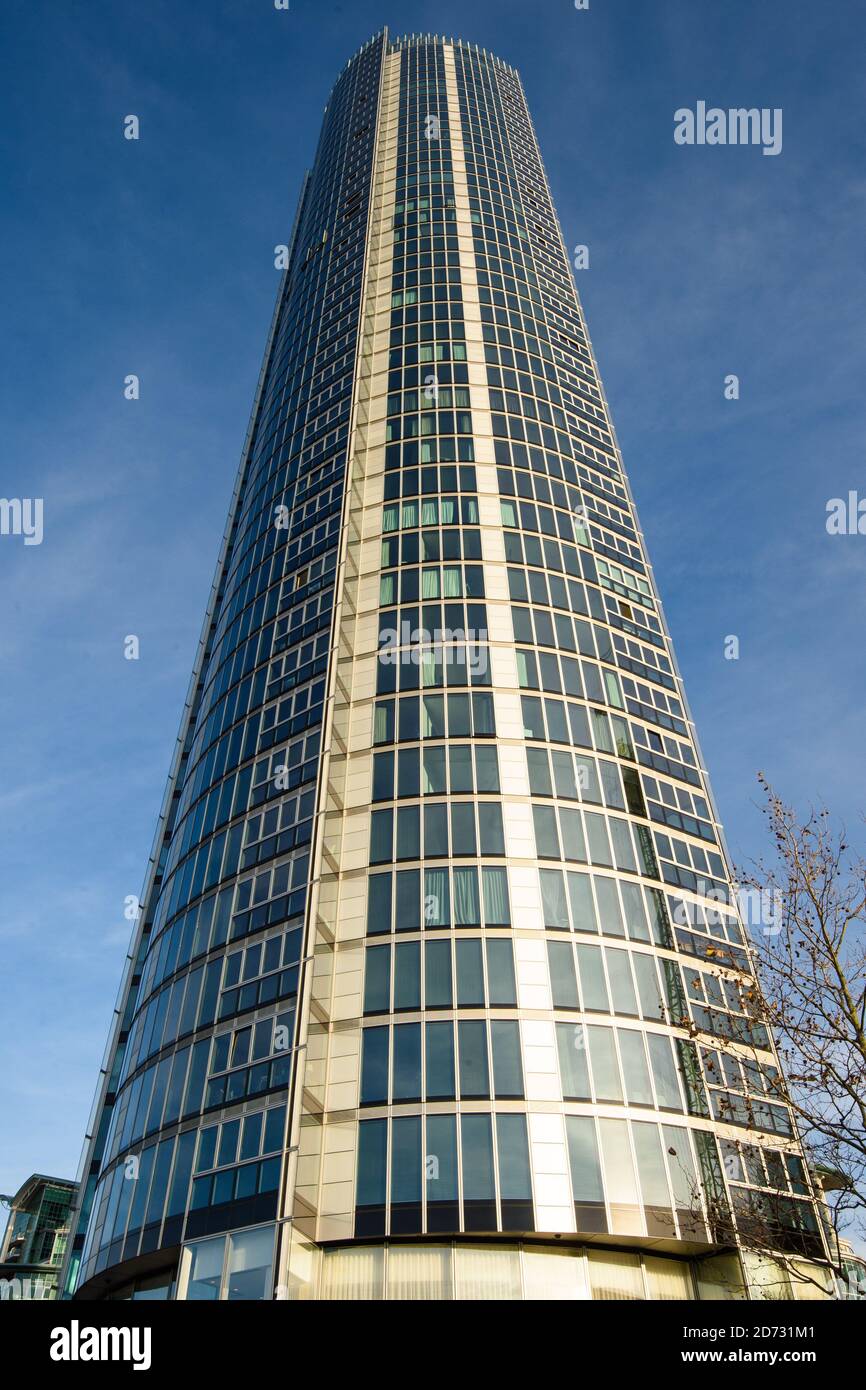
{"left": 1, "top": 0, "right": 864, "bottom": 1232}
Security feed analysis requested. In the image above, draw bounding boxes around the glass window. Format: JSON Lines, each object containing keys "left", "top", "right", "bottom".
{"left": 495, "top": 1114, "right": 532, "bottom": 1199}
{"left": 478, "top": 802, "right": 505, "bottom": 855}
{"left": 370, "top": 809, "right": 393, "bottom": 864}
{"left": 482, "top": 867, "right": 510, "bottom": 924}
{"left": 451, "top": 802, "right": 477, "bottom": 855}
{"left": 356, "top": 1119, "right": 387, "bottom": 1207}
{"left": 486, "top": 939, "right": 516, "bottom": 1006}
{"left": 587, "top": 1249, "right": 643, "bottom": 1301}
{"left": 548, "top": 940, "right": 579, "bottom": 1008}
{"left": 456, "top": 938, "right": 484, "bottom": 1006}
{"left": 183, "top": 1235, "right": 225, "bottom": 1301}
{"left": 425, "top": 1113, "right": 458, "bottom": 1206}
{"left": 557, "top": 1022, "right": 591, "bottom": 1100}
{"left": 598, "top": 1118, "right": 641, "bottom": 1208}
{"left": 620, "top": 882, "right": 650, "bottom": 942}
{"left": 398, "top": 805, "right": 421, "bottom": 859}
{"left": 458, "top": 1021, "right": 490, "bottom": 1098}
{"left": 633, "top": 953, "right": 663, "bottom": 1019}
{"left": 606, "top": 949, "right": 638, "bottom": 1014}
{"left": 540, "top": 869, "right": 569, "bottom": 930}
{"left": 395, "top": 869, "right": 420, "bottom": 932}
{"left": 532, "top": 805, "right": 560, "bottom": 858}
{"left": 394, "top": 941, "right": 421, "bottom": 1011}
{"left": 360, "top": 1027, "right": 389, "bottom": 1105}
{"left": 426, "top": 1022, "right": 456, "bottom": 1101}
{"left": 240, "top": 1113, "right": 263, "bottom": 1162}
{"left": 617, "top": 1029, "right": 653, "bottom": 1105}
{"left": 453, "top": 867, "right": 480, "bottom": 925}
{"left": 595, "top": 877, "right": 624, "bottom": 937}
{"left": 391, "top": 1115, "right": 422, "bottom": 1207}
{"left": 393, "top": 1023, "right": 422, "bottom": 1101}
{"left": 461, "top": 1114, "right": 495, "bottom": 1200}
{"left": 424, "top": 866, "right": 449, "bottom": 927}
{"left": 225, "top": 1226, "right": 275, "bottom": 1301}
{"left": 424, "top": 803, "right": 448, "bottom": 856}
{"left": 584, "top": 812, "right": 613, "bottom": 866}
{"left": 364, "top": 945, "right": 391, "bottom": 1013}
{"left": 491, "top": 1021, "right": 524, "bottom": 1097}
{"left": 587, "top": 1026, "right": 622, "bottom": 1102}
{"left": 576, "top": 944, "right": 609, "bottom": 1011}
{"left": 559, "top": 808, "right": 586, "bottom": 862}
{"left": 632, "top": 1123, "right": 672, "bottom": 1211}
{"left": 647, "top": 1033, "right": 683, "bottom": 1111}
{"left": 424, "top": 939, "right": 452, "bottom": 1008}
{"left": 367, "top": 874, "right": 392, "bottom": 935}
{"left": 565, "top": 1115, "right": 604, "bottom": 1202}
{"left": 567, "top": 871, "right": 596, "bottom": 932}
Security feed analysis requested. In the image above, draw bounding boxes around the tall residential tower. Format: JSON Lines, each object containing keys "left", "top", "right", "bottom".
{"left": 65, "top": 31, "right": 832, "bottom": 1302}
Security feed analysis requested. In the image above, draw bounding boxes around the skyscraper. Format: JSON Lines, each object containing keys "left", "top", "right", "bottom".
{"left": 65, "top": 30, "right": 832, "bottom": 1302}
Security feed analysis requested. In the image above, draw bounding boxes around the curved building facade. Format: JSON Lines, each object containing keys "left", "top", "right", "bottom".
{"left": 65, "top": 31, "right": 832, "bottom": 1302}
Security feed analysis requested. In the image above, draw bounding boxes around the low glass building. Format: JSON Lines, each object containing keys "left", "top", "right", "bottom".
{"left": 1, "top": 1174, "right": 76, "bottom": 1299}
{"left": 64, "top": 31, "right": 833, "bottom": 1302}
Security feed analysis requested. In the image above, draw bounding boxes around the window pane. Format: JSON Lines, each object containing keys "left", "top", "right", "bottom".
{"left": 225, "top": 1225, "right": 275, "bottom": 1302}
{"left": 486, "top": 939, "right": 516, "bottom": 1006}
{"left": 360, "top": 1028, "right": 389, "bottom": 1104}
{"left": 606, "top": 949, "right": 638, "bottom": 1014}
{"left": 461, "top": 1114, "right": 495, "bottom": 1198}
{"left": 391, "top": 1115, "right": 422, "bottom": 1205}
{"left": 595, "top": 878, "right": 624, "bottom": 937}
{"left": 478, "top": 802, "right": 505, "bottom": 855}
{"left": 456, "top": 938, "right": 484, "bottom": 1006}
{"left": 424, "top": 867, "right": 450, "bottom": 927}
{"left": 496, "top": 1114, "right": 532, "bottom": 1198}
{"left": 482, "top": 867, "right": 510, "bottom": 925}
{"left": 632, "top": 1122, "right": 671, "bottom": 1208}
{"left": 565, "top": 1115, "right": 604, "bottom": 1201}
{"left": 617, "top": 1029, "right": 653, "bottom": 1105}
{"left": 425, "top": 1023, "right": 455, "bottom": 1100}
{"left": 394, "top": 942, "right": 421, "bottom": 1011}
{"left": 423, "top": 745, "right": 447, "bottom": 794}
{"left": 451, "top": 802, "right": 477, "bottom": 855}
{"left": 557, "top": 1022, "right": 591, "bottom": 1100}
{"left": 567, "top": 871, "right": 597, "bottom": 932}
{"left": 398, "top": 805, "right": 421, "bottom": 859}
{"left": 620, "top": 882, "right": 650, "bottom": 942}
{"left": 426, "top": 1114, "right": 458, "bottom": 1200}
{"left": 357, "top": 1119, "right": 387, "bottom": 1206}
{"left": 184, "top": 1235, "right": 225, "bottom": 1301}
{"left": 540, "top": 869, "right": 569, "bottom": 929}
{"left": 453, "top": 867, "right": 480, "bottom": 925}
{"left": 633, "top": 953, "right": 664, "bottom": 1019}
{"left": 560, "top": 808, "right": 587, "bottom": 862}
{"left": 367, "top": 874, "right": 392, "bottom": 935}
{"left": 548, "top": 940, "right": 579, "bottom": 1008}
{"left": 576, "top": 944, "right": 609, "bottom": 1011}
{"left": 587, "top": 1026, "right": 622, "bottom": 1102}
{"left": 364, "top": 945, "right": 391, "bottom": 1013}
{"left": 395, "top": 868, "right": 420, "bottom": 931}
{"left": 424, "top": 803, "right": 448, "bottom": 856}
{"left": 458, "top": 1020, "right": 490, "bottom": 1098}
{"left": 647, "top": 1033, "right": 683, "bottom": 1111}
{"left": 370, "top": 810, "right": 393, "bottom": 864}
{"left": 424, "top": 939, "right": 452, "bottom": 1008}
{"left": 491, "top": 1021, "right": 523, "bottom": 1098}
{"left": 393, "top": 1023, "right": 422, "bottom": 1101}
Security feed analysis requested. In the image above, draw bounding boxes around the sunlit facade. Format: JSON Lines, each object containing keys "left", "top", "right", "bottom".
{"left": 65, "top": 31, "right": 833, "bottom": 1302}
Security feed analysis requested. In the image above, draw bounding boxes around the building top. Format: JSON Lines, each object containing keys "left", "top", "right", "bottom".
{"left": 5, "top": 1174, "right": 76, "bottom": 1211}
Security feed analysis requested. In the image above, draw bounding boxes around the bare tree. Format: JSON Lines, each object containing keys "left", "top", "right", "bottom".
{"left": 663, "top": 780, "right": 866, "bottom": 1297}
{"left": 740, "top": 779, "right": 866, "bottom": 1228}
